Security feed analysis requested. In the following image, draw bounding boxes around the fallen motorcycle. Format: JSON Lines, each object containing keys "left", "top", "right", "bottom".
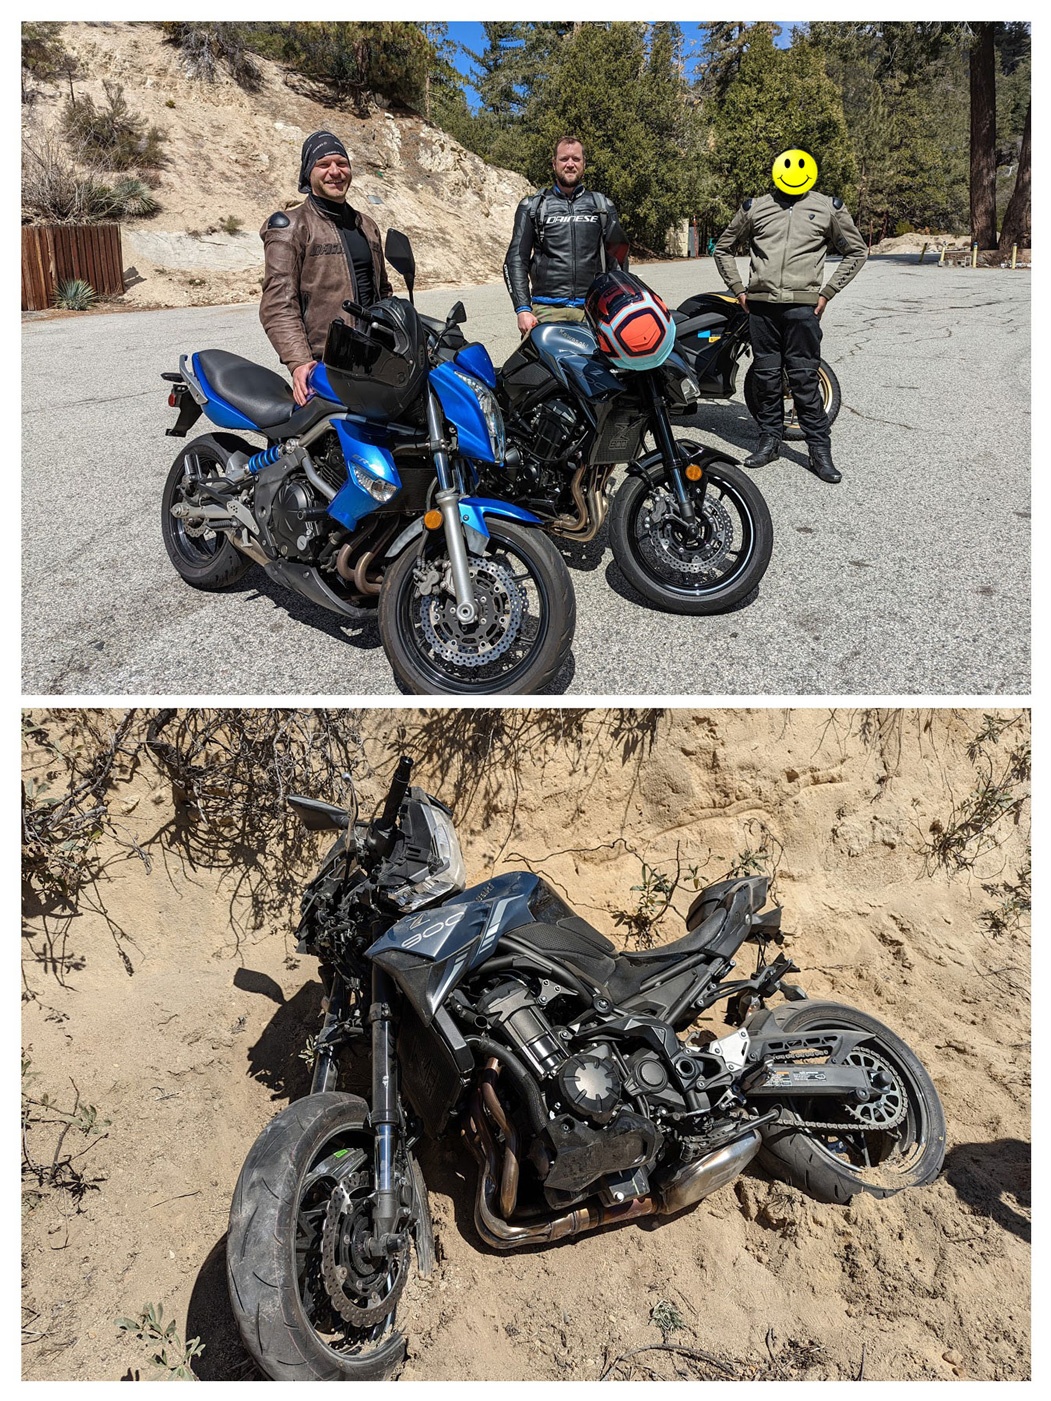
{"left": 671, "top": 290, "right": 841, "bottom": 440}
{"left": 227, "top": 757, "right": 946, "bottom": 1380}
{"left": 486, "top": 269, "right": 774, "bottom": 614}
{"left": 160, "top": 231, "right": 574, "bottom": 695}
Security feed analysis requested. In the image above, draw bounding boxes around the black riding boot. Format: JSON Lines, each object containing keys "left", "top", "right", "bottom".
{"left": 744, "top": 433, "right": 781, "bottom": 469}
{"left": 807, "top": 442, "right": 841, "bottom": 483}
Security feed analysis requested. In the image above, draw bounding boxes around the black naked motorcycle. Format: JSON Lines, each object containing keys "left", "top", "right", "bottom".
{"left": 485, "top": 271, "right": 773, "bottom": 615}
{"left": 672, "top": 291, "right": 842, "bottom": 440}
{"left": 160, "top": 231, "right": 574, "bottom": 695}
{"left": 227, "top": 757, "right": 946, "bottom": 1381}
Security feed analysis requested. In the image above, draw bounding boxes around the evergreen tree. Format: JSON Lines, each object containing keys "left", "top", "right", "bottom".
{"left": 520, "top": 22, "right": 700, "bottom": 251}
{"left": 802, "top": 22, "right": 969, "bottom": 237}
{"left": 705, "top": 23, "right": 854, "bottom": 219}
{"left": 696, "top": 22, "right": 761, "bottom": 100}
{"left": 969, "top": 22, "right": 997, "bottom": 247}
{"left": 998, "top": 99, "right": 1030, "bottom": 250}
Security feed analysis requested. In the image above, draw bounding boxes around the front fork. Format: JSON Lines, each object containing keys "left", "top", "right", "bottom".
{"left": 368, "top": 966, "right": 404, "bottom": 1253}
{"left": 426, "top": 391, "right": 478, "bottom": 624}
{"left": 642, "top": 373, "right": 708, "bottom": 528}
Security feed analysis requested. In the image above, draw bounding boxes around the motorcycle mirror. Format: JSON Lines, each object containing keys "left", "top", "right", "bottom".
{"left": 287, "top": 795, "right": 350, "bottom": 831}
{"left": 385, "top": 229, "right": 415, "bottom": 301}
{"left": 447, "top": 301, "right": 467, "bottom": 327}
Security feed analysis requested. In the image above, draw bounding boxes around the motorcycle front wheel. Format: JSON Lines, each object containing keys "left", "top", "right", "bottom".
{"left": 378, "top": 520, "right": 575, "bottom": 694}
{"left": 227, "top": 1092, "right": 430, "bottom": 1381}
{"left": 748, "top": 1000, "right": 946, "bottom": 1203}
{"left": 161, "top": 436, "right": 254, "bottom": 588}
{"left": 609, "top": 456, "right": 773, "bottom": 614}
{"left": 742, "top": 359, "right": 841, "bottom": 441}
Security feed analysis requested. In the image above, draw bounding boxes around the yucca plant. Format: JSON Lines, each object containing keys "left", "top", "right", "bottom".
{"left": 110, "top": 176, "right": 159, "bottom": 218}
{"left": 55, "top": 277, "right": 96, "bottom": 311}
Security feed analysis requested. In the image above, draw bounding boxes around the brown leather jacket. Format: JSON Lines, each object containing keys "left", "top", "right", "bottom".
{"left": 259, "top": 198, "right": 392, "bottom": 373}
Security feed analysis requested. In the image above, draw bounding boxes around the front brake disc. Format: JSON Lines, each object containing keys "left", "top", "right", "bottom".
{"left": 320, "top": 1180, "right": 409, "bottom": 1327}
{"left": 417, "top": 557, "right": 523, "bottom": 666}
{"left": 641, "top": 492, "right": 733, "bottom": 575}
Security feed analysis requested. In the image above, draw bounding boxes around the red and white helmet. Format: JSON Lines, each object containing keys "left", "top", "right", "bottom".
{"left": 585, "top": 270, "right": 676, "bottom": 372}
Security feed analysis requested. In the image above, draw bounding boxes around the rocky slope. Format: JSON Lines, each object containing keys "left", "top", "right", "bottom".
{"left": 21, "top": 707, "right": 1030, "bottom": 1381}
{"left": 21, "top": 22, "right": 532, "bottom": 308}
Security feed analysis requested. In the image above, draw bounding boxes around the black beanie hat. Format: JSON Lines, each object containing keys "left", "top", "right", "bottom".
{"left": 298, "top": 131, "right": 350, "bottom": 193}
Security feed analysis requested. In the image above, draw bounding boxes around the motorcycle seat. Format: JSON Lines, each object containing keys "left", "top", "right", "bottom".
{"left": 674, "top": 312, "right": 729, "bottom": 337}
{"left": 194, "top": 350, "right": 296, "bottom": 429}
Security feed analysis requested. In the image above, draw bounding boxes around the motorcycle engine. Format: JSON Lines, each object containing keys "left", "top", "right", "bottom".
{"left": 477, "top": 978, "right": 666, "bottom": 1208}
{"left": 508, "top": 398, "right": 581, "bottom": 467}
{"left": 256, "top": 474, "right": 326, "bottom": 562}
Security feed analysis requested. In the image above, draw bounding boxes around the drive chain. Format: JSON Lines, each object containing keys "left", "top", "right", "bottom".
{"left": 774, "top": 1046, "right": 908, "bottom": 1132}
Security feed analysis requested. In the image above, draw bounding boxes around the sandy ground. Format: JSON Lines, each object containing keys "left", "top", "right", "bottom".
{"left": 21, "top": 708, "right": 1030, "bottom": 1382}
{"left": 21, "top": 22, "right": 532, "bottom": 309}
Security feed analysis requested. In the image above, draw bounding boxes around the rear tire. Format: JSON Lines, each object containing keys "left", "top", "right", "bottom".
{"left": 227, "top": 1092, "right": 427, "bottom": 1381}
{"left": 743, "top": 359, "right": 841, "bottom": 441}
{"left": 162, "top": 435, "right": 254, "bottom": 589}
{"left": 747, "top": 1001, "right": 946, "bottom": 1203}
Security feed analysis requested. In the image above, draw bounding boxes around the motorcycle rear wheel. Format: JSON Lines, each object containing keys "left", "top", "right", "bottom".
{"left": 609, "top": 456, "right": 772, "bottom": 614}
{"left": 748, "top": 1001, "right": 946, "bottom": 1203}
{"left": 379, "top": 520, "right": 575, "bottom": 694}
{"left": 227, "top": 1092, "right": 429, "bottom": 1381}
{"left": 742, "top": 360, "right": 841, "bottom": 441}
{"left": 161, "top": 436, "right": 254, "bottom": 589}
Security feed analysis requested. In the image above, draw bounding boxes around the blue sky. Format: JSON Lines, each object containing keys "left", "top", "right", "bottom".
{"left": 444, "top": 21, "right": 799, "bottom": 108}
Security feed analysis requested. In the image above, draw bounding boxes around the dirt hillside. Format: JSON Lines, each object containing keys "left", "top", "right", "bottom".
{"left": 21, "top": 22, "right": 533, "bottom": 308}
{"left": 21, "top": 708, "right": 1030, "bottom": 1382}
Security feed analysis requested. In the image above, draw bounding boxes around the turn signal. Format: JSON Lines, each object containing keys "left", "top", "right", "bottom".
{"left": 685, "top": 463, "right": 703, "bottom": 481}
{"left": 424, "top": 510, "right": 443, "bottom": 530}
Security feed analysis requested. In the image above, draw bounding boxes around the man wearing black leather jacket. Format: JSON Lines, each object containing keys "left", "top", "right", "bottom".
{"left": 503, "top": 137, "right": 628, "bottom": 334}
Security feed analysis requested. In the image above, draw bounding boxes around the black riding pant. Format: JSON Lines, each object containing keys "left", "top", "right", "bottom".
{"left": 748, "top": 302, "right": 829, "bottom": 446}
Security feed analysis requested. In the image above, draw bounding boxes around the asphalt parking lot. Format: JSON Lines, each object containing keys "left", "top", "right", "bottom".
{"left": 22, "top": 255, "right": 1029, "bottom": 697}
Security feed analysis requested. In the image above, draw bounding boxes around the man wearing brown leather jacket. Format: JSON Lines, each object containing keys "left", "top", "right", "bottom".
{"left": 260, "top": 131, "right": 391, "bottom": 405}
{"left": 714, "top": 148, "right": 867, "bottom": 483}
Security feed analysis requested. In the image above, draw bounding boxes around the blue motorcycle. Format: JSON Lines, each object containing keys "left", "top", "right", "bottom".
{"left": 160, "top": 231, "right": 574, "bottom": 695}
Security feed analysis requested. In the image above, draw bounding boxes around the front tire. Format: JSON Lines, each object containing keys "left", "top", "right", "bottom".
{"left": 161, "top": 435, "right": 255, "bottom": 589}
{"left": 609, "top": 456, "right": 773, "bottom": 614}
{"left": 747, "top": 1001, "right": 946, "bottom": 1203}
{"left": 378, "top": 520, "right": 575, "bottom": 694}
{"left": 227, "top": 1092, "right": 427, "bottom": 1381}
{"left": 743, "top": 359, "right": 841, "bottom": 441}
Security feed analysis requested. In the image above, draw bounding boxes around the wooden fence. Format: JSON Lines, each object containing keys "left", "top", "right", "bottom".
{"left": 21, "top": 223, "right": 125, "bottom": 311}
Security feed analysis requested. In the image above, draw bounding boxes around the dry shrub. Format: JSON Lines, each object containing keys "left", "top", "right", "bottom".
{"left": 61, "top": 80, "right": 166, "bottom": 171}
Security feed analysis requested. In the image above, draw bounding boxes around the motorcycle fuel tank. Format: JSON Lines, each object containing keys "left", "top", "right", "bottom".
{"left": 367, "top": 872, "right": 541, "bottom": 1023}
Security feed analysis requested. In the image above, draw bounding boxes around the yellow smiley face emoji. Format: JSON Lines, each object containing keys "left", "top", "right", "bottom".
{"left": 772, "top": 149, "right": 818, "bottom": 195}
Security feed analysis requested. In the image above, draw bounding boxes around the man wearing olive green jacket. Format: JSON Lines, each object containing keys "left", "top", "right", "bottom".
{"left": 714, "top": 149, "right": 867, "bottom": 483}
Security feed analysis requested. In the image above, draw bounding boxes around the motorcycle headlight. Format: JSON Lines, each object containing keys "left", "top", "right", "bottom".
{"left": 389, "top": 804, "right": 467, "bottom": 911}
{"left": 352, "top": 461, "right": 398, "bottom": 503}
{"left": 452, "top": 369, "right": 505, "bottom": 462}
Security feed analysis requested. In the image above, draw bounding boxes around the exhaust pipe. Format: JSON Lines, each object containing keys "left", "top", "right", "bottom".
{"left": 465, "top": 1089, "right": 761, "bottom": 1251}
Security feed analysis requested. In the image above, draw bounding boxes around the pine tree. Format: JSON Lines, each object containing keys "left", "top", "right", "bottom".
{"left": 969, "top": 22, "right": 998, "bottom": 247}
{"left": 997, "top": 100, "right": 1030, "bottom": 250}
{"left": 705, "top": 24, "right": 854, "bottom": 213}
